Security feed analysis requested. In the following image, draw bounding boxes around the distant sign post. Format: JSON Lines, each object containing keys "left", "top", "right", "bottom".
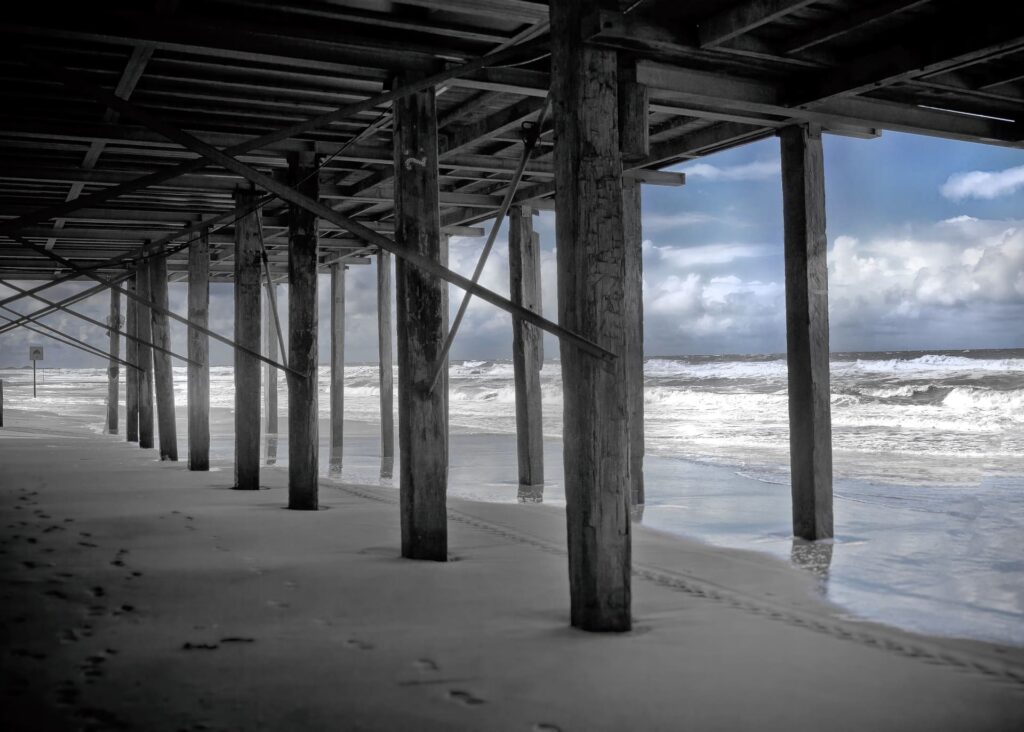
{"left": 29, "top": 346, "right": 43, "bottom": 398}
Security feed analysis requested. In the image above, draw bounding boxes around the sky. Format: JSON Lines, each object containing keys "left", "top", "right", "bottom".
{"left": 1, "top": 130, "right": 1023, "bottom": 368}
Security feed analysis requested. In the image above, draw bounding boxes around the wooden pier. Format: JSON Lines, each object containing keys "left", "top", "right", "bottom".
{"left": 0, "top": 0, "right": 1021, "bottom": 634}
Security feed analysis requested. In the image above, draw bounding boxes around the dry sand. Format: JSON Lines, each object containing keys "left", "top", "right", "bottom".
{"left": 2, "top": 408, "right": 1023, "bottom": 731}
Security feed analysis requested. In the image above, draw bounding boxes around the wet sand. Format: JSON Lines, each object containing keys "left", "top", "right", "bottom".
{"left": 2, "top": 407, "right": 1023, "bottom": 731}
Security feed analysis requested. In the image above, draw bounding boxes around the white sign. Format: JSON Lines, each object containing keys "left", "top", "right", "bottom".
{"left": 29, "top": 346, "right": 44, "bottom": 361}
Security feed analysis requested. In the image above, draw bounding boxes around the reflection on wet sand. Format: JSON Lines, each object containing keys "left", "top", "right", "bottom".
{"left": 517, "top": 483, "right": 543, "bottom": 504}
{"left": 790, "top": 538, "right": 834, "bottom": 594}
{"left": 264, "top": 434, "right": 278, "bottom": 466}
{"left": 379, "top": 455, "right": 394, "bottom": 480}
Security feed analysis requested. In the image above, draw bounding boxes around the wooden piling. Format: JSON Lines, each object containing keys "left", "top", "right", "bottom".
{"left": 619, "top": 69, "right": 648, "bottom": 511}
{"left": 234, "top": 189, "right": 262, "bottom": 490}
{"left": 779, "top": 124, "right": 834, "bottom": 541}
{"left": 187, "top": 231, "right": 210, "bottom": 471}
{"left": 264, "top": 285, "right": 279, "bottom": 436}
{"left": 552, "top": 0, "right": 632, "bottom": 631}
{"left": 149, "top": 251, "right": 177, "bottom": 461}
{"left": 264, "top": 284, "right": 279, "bottom": 465}
{"left": 287, "top": 151, "right": 319, "bottom": 509}
{"left": 393, "top": 74, "right": 448, "bottom": 561}
{"left": 106, "top": 287, "right": 120, "bottom": 435}
{"left": 377, "top": 250, "right": 395, "bottom": 477}
{"left": 508, "top": 205, "right": 544, "bottom": 502}
{"left": 135, "top": 263, "right": 155, "bottom": 450}
{"left": 330, "top": 263, "right": 345, "bottom": 471}
{"left": 125, "top": 279, "right": 139, "bottom": 443}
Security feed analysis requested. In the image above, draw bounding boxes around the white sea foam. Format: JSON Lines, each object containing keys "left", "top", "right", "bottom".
{"left": 5, "top": 351, "right": 1020, "bottom": 486}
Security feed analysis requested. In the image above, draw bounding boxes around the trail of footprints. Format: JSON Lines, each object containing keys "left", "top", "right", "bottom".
{"left": 4, "top": 486, "right": 141, "bottom": 728}
{"left": 7, "top": 490, "right": 564, "bottom": 730}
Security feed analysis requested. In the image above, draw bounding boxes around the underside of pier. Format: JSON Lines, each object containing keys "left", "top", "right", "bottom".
{"left": 0, "top": 0, "right": 1022, "bottom": 639}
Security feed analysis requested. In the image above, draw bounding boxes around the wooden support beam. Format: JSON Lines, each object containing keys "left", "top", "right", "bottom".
{"left": 699, "top": 0, "right": 817, "bottom": 47}
{"left": 508, "top": 205, "right": 544, "bottom": 503}
{"left": 552, "top": 0, "right": 631, "bottom": 632}
{"left": 4, "top": 37, "right": 546, "bottom": 239}
{"left": 264, "top": 285, "right": 279, "bottom": 466}
{"left": 233, "top": 189, "right": 262, "bottom": 490}
{"left": 135, "top": 264, "right": 155, "bottom": 450}
{"left": 264, "top": 286, "right": 279, "bottom": 435}
{"left": 0, "top": 309, "right": 129, "bottom": 368}
{"left": 125, "top": 280, "right": 139, "bottom": 443}
{"left": 427, "top": 96, "right": 551, "bottom": 391}
{"left": 106, "top": 288, "right": 120, "bottom": 435}
{"left": 779, "top": 124, "right": 833, "bottom": 541}
{"left": 287, "top": 152, "right": 319, "bottom": 509}
{"left": 377, "top": 250, "right": 395, "bottom": 477}
{"left": 33, "top": 61, "right": 615, "bottom": 364}
{"left": 6, "top": 234, "right": 299, "bottom": 376}
{"left": 149, "top": 250, "right": 178, "bottom": 461}
{"left": 620, "top": 73, "right": 647, "bottom": 513}
{"left": 329, "top": 262, "right": 345, "bottom": 473}
{"left": 188, "top": 231, "right": 210, "bottom": 471}
{"left": 393, "top": 75, "right": 448, "bottom": 561}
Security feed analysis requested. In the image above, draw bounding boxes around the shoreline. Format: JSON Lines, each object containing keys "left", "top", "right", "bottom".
{"left": 3, "top": 395, "right": 1024, "bottom": 648}
{"left": 2, "top": 408, "right": 1023, "bottom": 730}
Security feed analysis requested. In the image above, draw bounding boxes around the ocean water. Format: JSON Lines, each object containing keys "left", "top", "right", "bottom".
{"left": 2, "top": 349, "right": 1022, "bottom": 644}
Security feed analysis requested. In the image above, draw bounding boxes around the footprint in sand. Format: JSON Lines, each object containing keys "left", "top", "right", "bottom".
{"left": 60, "top": 628, "right": 83, "bottom": 643}
{"left": 413, "top": 658, "right": 439, "bottom": 672}
{"left": 80, "top": 653, "right": 108, "bottom": 681}
{"left": 11, "top": 648, "right": 48, "bottom": 660}
{"left": 55, "top": 680, "right": 81, "bottom": 707}
{"left": 447, "top": 689, "right": 486, "bottom": 706}
{"left": 532, "top": 725, "right": 563, "bottom": 732}
{"left": 345, "top": 638, "right": 374, "bottom": 651}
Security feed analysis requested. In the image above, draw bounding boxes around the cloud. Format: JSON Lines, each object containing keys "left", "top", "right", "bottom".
{"left": 646, "top": 241, "right": 772, "bottom": 268}
{"left": 940, "top": 164, "right": 1024, "bottom": 201}
{"left": 828, "top": 220, "right": 1024, "bottom": 332}
{"left": 642, "top": 212, "right": 717, "bottom": 230}
{"left": 679, "top": 158, "right": 780, "bottom": 182}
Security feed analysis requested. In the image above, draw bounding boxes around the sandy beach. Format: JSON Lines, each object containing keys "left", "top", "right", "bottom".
{"left": 2, "top": 405, "right": 1023, "bottom": 731}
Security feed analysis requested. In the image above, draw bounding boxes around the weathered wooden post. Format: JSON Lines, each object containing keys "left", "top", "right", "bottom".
{"left": 106, "top": 287, "right": 120, "bottom": 435}
{"left": 150, "top": 250, "right": 178, "bottom": 461}
{"left": 508, "top": 205, "right": 544, "bottom": 502}
{"left": 0, "top": 379, "right": 4, "bottom": 427}
{"left": 125, "top": 279, "right": 139, "bottom": 443}
{"left": 619, "top": 63, "right": 648, "bottom": 514}
{"left": 779, "top": 123, "right": 834, "bottom": 541}
{"left": 287, "top": 151, "right": 320, "bottom": 509}
{"left": 393, "top": 72, "right": 448, "bottom": 560}
{"left": 264, "top": 284, "right": 279, "bottom": 465}
{"left": 377, "top": 250, "right": 394, "bottom": 479}
{"left": 234, "top": 188, "right": 262, "bottom": 490}
{"left": 329, "top": 263, "right": 346, "bottom": 473}
{"left": 135, "top": 262, "right": 155, "bottom": 450}
{"left": 552, "top": 0, "right": 632, "bottom": 631}
{"left": 440, "top": 233, "right": 450, "bottom": 443}
{"left": 188, "top": 231, "right": 210, "bottom": 471}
